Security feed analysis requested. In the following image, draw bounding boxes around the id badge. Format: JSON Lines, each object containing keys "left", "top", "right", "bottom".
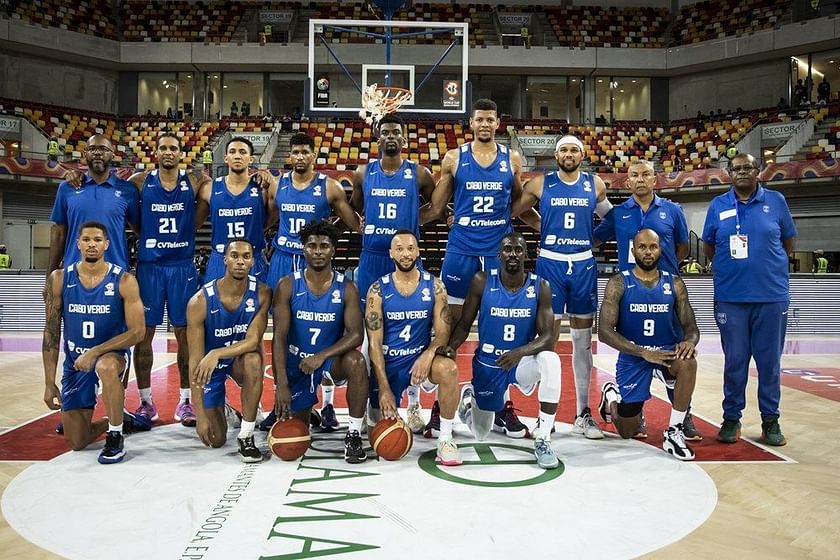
{"left": 627, "top": 240, "right": 636, "bottom": 264}
{"left": 729, "top": 234, "right": 748, "bottom": 259}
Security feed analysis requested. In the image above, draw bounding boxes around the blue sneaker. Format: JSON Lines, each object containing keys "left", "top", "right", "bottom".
{"left": 98, "top": 431, "right": 125, "bottom": 464}
{"left": 534, "top": 436, "right": 559, "bottom": 469}
{"left": 320, "top": 404, "right": 339, "bottom": 432}
{"left": 258, "top": 409, "right": 277, "bottom": 431}
{"left": 123, "top": 411, "right": 152, "bottom": 434}
{"left": 457, "top": 384, "right": 474, "bottom": 424}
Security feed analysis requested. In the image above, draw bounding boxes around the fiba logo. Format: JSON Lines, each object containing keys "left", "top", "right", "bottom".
{"left": 316, "top": 77, "right": 330, "bottom": 91}
{"left": 445, "top": 81, "right": 459, "bottom": 96}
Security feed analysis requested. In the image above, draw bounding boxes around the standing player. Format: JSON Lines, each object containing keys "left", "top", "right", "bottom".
{"left": 198, "top": 137, "right": 271, "bottom": 282}
{"left": 272, "top": 220, "right": 369, "bottom": 463}
{"left": 42, "top": 222, "right": 149, "bottom": 464}
{"left": 511, "top": 134, "right": 613, "bottom": 440}
{"left": 597, "top": 229, "right": 699, "bottom": 460}
{"left": 350, "top": 114, "right": 436, "bottom": 433}
{"left": 592, "top": 159, "right": 698, "bottom": 439}
{"left": 48, "top": 134, "right": 140, "bottom": 276}
{"left": 443, "top": 233, "right": 562, "bottom": 469}
{"left": 186, "top": 239, "right": 272, "bottom": 462}
{"left": 365, "top": 231, "right": 462, "bottom": 466}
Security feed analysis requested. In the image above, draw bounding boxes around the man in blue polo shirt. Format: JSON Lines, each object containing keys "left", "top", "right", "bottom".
{"left": 703, "top": 153, "right": 796, "bottom": 446}
{"left": 594, "top": 159, "right": 697, "bottom": 439}
{"left": 48, "top": 135, "right": 140, "bottom": 276}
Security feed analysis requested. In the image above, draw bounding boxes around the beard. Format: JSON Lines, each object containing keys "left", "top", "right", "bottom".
{"left": 86, "top": 159, "right": 108, "bottom": 173}
{"left": 559, "top": 159, "right": 580, "bottom": 173}
{"left": 394, "top": 259, "right": 417, "bottom": 273}
{"left": 160, "top": 160, "right": 178, "bottom": 170}
{"left": 504, "top": 260, "right": 523, "bottom": 275}
{"left": 84, "top": 255, "right": 99, "bottom": 263}
{"left": 636, "top": 258, "right": 659, "bottom": 271}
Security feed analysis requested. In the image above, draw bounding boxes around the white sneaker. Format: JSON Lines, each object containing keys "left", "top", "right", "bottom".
{"left": 436, "top": 438, "right": 462, "bottom": 466}
{"left": 457, "top": 384, "right": 474, "bottom": 424}
{"left": 406, "top": 403, "right": 425, "bottom": 434}
{"left": 663, "top": 424, "right": 695, "bottom": 461}
{"left": 572, "top": 408, "right": 604, "bottom": 440}
{"left": 224, "top": 403, "right": 242, "bottom": 429}
{"left": 534, "top": 436, "right": 559, "bottom": 469}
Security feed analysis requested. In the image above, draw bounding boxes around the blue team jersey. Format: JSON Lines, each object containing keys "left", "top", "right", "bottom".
{"left": 50, "top": 172, "right": 140, "bottom": 269}
{"left": 209, "top": 176, "right": 266, "bottom": 256}
{"left": 138, "top": 169, "right": 196, "bottom": 263}
{"left": 287, "top": 270, "right": 346, "bottom": 370}
{"left": 616, "top": 270, "right": 681, "bottom": 355}
{"left": 273, "top": 173, "right": 331, "bottom": 255}
{"left": 702, "top": 186, "right": 797, "bottom": 303}
{"left": 202, "top": 276, "right": 260, "bottom": 368}
{"left": 539, "top": 171, "right": 597, "bottom": 254}
{"left": 593, "top": 194, "right": 688, "bottom": 275}
{"left": 475, "top": 270, "right": 539, "bottom": 369}
{"left": 362, "top": 160, "right": 420, "bottom": 254}
{"left": 448, "top": 143, "right": 514, "bottom": 255}
{"left": 62, "top": 263, "right": 127, "bottom": 372}
{"left": 380, "top": 272, "right": 435, "bottom": 363}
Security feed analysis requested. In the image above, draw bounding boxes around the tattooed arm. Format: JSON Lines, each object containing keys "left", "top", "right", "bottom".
{"left": 673, "top": 276, "right": 700, "bottom": 360}
{"left": 42, "top": 269, "right": 64, "bottom": 410}
{"left": 365, "top": 281, "right": 397, "bottom": 419}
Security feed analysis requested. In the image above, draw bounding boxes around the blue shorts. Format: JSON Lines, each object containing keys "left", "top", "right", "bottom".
{"left": 203, "top": 360, "right": 234, "bottom": 410}
{"left": 60, "top": 351, "right": 130, "bottom": 411}
{"left": 369, "top": 354, "right": 420, "bottom": 406}
{"left": 441, "top": 253, "right": 501, "bottom": 302}
{"left": 267, "top": 250, "right": 304, "bottom": 291}
{"left": 615, "top": 348, "right": 676, "bottom": 404}
{"left": 470, "top": 357, "right": 518, "bottom": 412}
{"left": 285, "top": 357, "right": 336, "bottom": 414}
{"left": 136, "top": 260, "right": 199, "bottom": 327}
{"left": 205, "top": 251, "right": 267, "bottom": 283}
{"left": 535, "top": 255, "right": 598, "bottom": 316}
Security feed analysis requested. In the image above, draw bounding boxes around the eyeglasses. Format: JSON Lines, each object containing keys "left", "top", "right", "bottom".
{"left": 85, "top": 146, "right": 113, "bottom": 154}
{"left": 729, "top": 165, "right": 758, "bottom": 173}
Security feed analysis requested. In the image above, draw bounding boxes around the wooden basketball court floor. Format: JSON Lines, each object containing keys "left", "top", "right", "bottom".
{"left": 1, "top": 332, "right": 838, "bottom": 559}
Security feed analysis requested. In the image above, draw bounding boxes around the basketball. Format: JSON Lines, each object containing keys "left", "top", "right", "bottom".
{"left": 268, "top": 418, "right": 311, "bottom": 461}
{"left": 369, "top": 418, "right": 413, "bottom": 461}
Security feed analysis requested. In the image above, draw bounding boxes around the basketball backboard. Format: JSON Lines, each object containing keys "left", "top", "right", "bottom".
{"left": 307, "top": 19, "right": 469, "bottom": 119}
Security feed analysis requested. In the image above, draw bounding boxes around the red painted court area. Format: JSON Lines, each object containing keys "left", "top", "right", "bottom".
{"left": 0, "top": 341, "right": 783, "bottom": 462}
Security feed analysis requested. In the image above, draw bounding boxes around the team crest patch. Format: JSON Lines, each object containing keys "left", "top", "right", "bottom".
{"left": 584, "top": 180, "right": 592, "bottom": 192}
{"left": 662, "top": 283, "right": 672, "bottom": 295}
{"left": 104, "top": 282, "right": 115, "bottom": 296}
{"left": 716, "top": 312, "right": 727, "bottom": 325}
{"left": 180, "top": 181, "right": 189, "bottom": 191}
{"left": 314, "top": 185, "right": 322, "bottom": 197}
{"left": 331, "top": 289, "right": 341, "bottom": 304}
{"left": 421, "top": 287, "right": 431, "bottom": 302}
{"left": 499, "top": 160, "right": 509, "bottom": 173}
{"left": 762, "top": 205, "right": 770, "bottom": 213}
{"left": 289, "top": 344, "right": 299, "bottom": 356}
{"left": 245, "top": 298, "right": 255, "bottom": 312}
{"left": 250, "top": 187, "right": 259, "bottom": 197}
{"left": 67, "top": 341, "right": 76, "bottom": 352}
{"left": 114, "top": 190, "right": 122, "bottom": 197}
{"left": 526, "top": 285, "right": 536, "bottom": 298}
{"left": 404, "top": 167, "right": 413, "bottom": 179}
{"left": 660, "top": 211, "right": 667, "bottom": 220}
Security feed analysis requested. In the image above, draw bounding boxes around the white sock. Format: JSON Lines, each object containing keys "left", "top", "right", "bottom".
{"left": 537, "top": 410, "right": 556, "bottom": 439}
{"left": 406, "top": 385, "right": 420, "bottom": 406}
{"left": 179, "top": 388, "right": 190, "bottom": 402}
{"left": 570, "top": 328, "right": 593, "bottom": 415}
{"left": 322, "top": 384, "right": 335, "bottom": 407}
{"left": 439, "top": 416, "right": 454, "bottom": 441}
{"left": 109, "top": 423, "right": 123, "bottom": 433}
{"left": 238, "top": 420, "right": 256, "bottom": 438}
{"left": 139, "top": 387, "right": 152, "bottom": 402}
{"left": 348, "top": 415, "right": 364, "bottom": 433}
{"left": 669, "top": 408, "right": 687, "bottom": 427}
{"left": 503, "top": 387, "right": 511, "bottom": 402}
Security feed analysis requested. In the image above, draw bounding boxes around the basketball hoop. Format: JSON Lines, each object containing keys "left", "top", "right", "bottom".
{"left": 359, "top": 83, "right": 413, "bottom": 125}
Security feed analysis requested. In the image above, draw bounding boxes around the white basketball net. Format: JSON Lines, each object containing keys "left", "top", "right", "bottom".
{"left": 359, "top": 83, "right": 413, "bottom": 125}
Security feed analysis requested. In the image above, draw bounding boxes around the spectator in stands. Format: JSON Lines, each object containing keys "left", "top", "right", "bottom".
{"left": 202, "top": 148, "right": 213, "bottom": 178}
{"left": 596, "top": 114, "right": 607, "bottom": 124}
{"left": 230, "top": 101, "right": 238, "bottom": 116}
{"left": 520, "top": 26, "right": 531, "bottom": 48}
{"left": 696, "top": 110, "right": 704, "bottom": 121}
{"left": 725, "top": 143, "right": 738, "bottom": 161}
{"left": 793, "top": 79, "right": 806, "bottom": 106}
{"left": 777, "top": 97, "right": 789, "bottom": 110}
{"left": 817, "top": 78, "right": 830, "bottom": 104}
{"left": 813, "top": 250, "right": 828, "bottom": 273}
{"left": 166, "top": 107, "right": 174, "bottom": 119}
{"left": 242, "top": 102, "right": 251, "bottom": 117}
{"left": 47, "top": 137, "right": 60, "bottom": 163}
{"left": 0, "top": 244, "right": 11, "bottom": 269}
{"left": 683, "top": 256, "right": 702, "bottom": 274}
{"left": 292, "top": 107, "right": 302, "bottom": 120}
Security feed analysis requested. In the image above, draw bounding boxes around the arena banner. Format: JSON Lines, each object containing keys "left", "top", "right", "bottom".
{"left": 761, "top": 121, "right": 804, "bottom": 142}
{"left": 0, "top": 116, "right": 22, "bottom": 137}
{"left": 259, "top": 10, "right": 293, "bottom": 24}
{"left": 234, "top": 132, "right": 272, "bottom": 149}
{"left": 498, "top": 13, "right": 533, "bottom": 26}
{"left": 518, "top": 135, "right": 558, "bottom": 156}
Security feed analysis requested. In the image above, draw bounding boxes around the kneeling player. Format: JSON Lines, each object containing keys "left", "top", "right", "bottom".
{"left": 42, "top": 222, "right": 150, "bottom": 464}
{"left": 444, "top": 232, "right": 561, "bottom": 469}
{"left": 272, "top": 220, "right": 369, "bottom": 464}
{"left": 597, "top": 229, "right": 699, "bottom": 460}
{"left": 187, "top": 239, "right": 272, "bottom": 462}
{"left": 366, "top": 231, "right": 462, "bottom": 466}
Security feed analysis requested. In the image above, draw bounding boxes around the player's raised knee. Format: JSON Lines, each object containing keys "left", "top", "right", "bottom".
{"left": 241, "top": 351, "right": 263, "bottom": 374}
{"left": 431, "top": 355, "right": 458, "bottom": 381}
{"left": 95, "top": 353, "right": 124, "bottom": 380}
{"left": 342, "top": 349, "right": 366, "bottom": 375}
{"left": 64, "top": 432, "right": 89, "bottom": 452}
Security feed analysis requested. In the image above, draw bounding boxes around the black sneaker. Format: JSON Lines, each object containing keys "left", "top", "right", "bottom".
{"left": 320, "top": 404, "right": 340, "bottom": 432}
{"left": 344, "top": 430, "right": 367, "bottom": 464}
{"left": 717, "top": 418, "right": 741, "bottom": 443}
{"left": 258, "top": 409, "right": 277, "bottom": 431}
{"left": 423, "top": 401, "right": 441, "bottom": 439}
{"left": 98, "top": 431, "right": 125, "bottom": 464}
{"left": 237, "top": 434, "right": 263, "bottom": 463}
{"left": 493, "top": 400, "right": 530, "bottom": 438}
{"left": 309, "top": 409, "right": 322, "bottom": 428}
{"left": 682, "top": 412, "right": 703, "bottom": 441}
{"left": 760, "top": 417, "right": 786, "bottom": 446}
